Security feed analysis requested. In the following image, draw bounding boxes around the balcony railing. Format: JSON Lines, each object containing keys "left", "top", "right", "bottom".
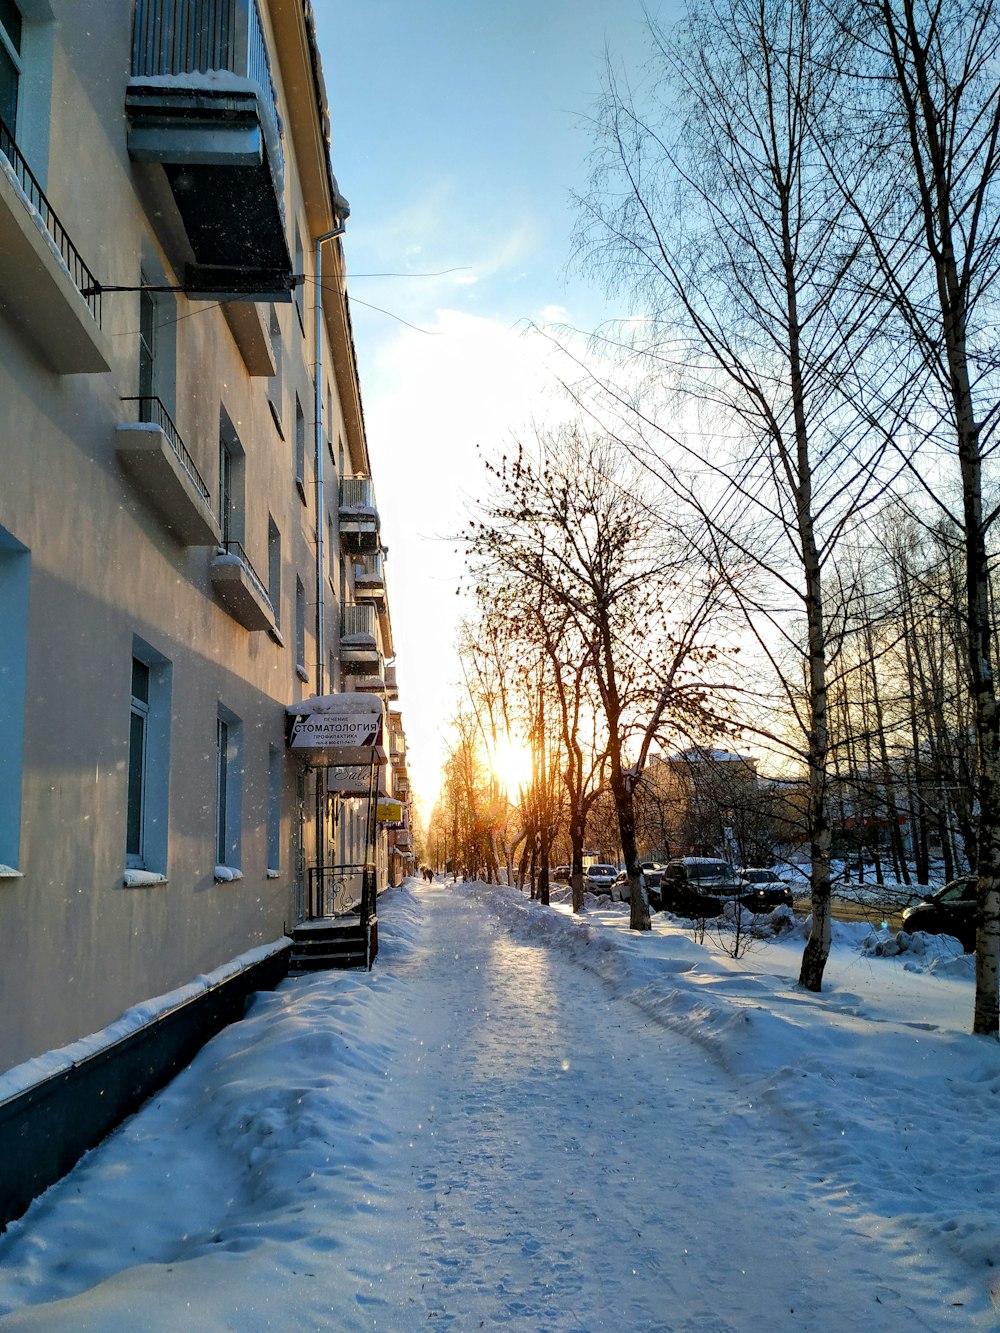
{"left": 219, "top": 539, "right": 272, "bottom": 612}
{"left": 354, "top": 551, "right": 384, "bottom": 581}
{"left": 340, "top": 477, "right": 377, "bottom": 511}
{"left": 121, "top": 396, "right": 211, "bottom": 506}
{"left": 131, "top": 0, "right": 279, "bottom": 134}
{"left": 0, "top": 116, "right": 102, "bottom": 324}
{"left": 342, "top": 602, "right": 377, "bottom": 640}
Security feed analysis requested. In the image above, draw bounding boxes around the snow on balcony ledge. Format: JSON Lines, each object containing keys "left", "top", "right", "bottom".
{"left": 0, "top": 864, "right": 24, "bottom": 879}
{"left": 214, "top": 865, "right": 244, "bottom": 882}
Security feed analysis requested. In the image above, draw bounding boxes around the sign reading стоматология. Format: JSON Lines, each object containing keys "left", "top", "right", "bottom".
{"left": 285, "top": 693, "right": 386, "bottom": 767}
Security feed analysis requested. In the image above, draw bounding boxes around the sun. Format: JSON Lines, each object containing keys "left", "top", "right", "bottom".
{"left": 491, "top": 734, "right": 534, "bottom": 794}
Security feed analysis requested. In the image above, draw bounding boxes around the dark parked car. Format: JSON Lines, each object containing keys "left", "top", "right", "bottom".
{"left": 660, "top": 858, "right": 741, "bottom": 917}
{"left": 640, "top": 863, "right": 665, "bottom": 908}
{"left": 552, "top": 865, "right": 571, "bottom": 882}
{"left": 737, "top": 868, "right": 794, "bottom": 912}
{"left": 901, "top": 877, "right": 977, "bottom": 952}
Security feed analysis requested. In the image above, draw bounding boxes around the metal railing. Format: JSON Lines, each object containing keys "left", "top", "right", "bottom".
{"left": 218, "top": 539, "right": 273, "bottom": 611}
{"left": 131, "top": 0, "right": 279, "bottom": 139}
{"left": 122, "top": 396, "right": 212, "bottom": 506}
{"left": 354, "top": 550, "right": 384, "bottom": 581}
{"left": 0, "top": 116, "right": 102, "bottom": 324}
{"left": 340, "top": 476, "right": 377, "bottom": 511}
{"left": 306, "top": 863, "right": 376, "bottom": 921}
{"left": 341, "top": 602, "right": 377, "bottom": 640}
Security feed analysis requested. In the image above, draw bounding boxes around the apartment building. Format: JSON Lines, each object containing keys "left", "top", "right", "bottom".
{"left": 0, "top": 0, "right": 409, "bottom": 1220}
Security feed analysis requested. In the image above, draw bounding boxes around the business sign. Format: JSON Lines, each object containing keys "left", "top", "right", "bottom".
{"left": 286, "top": 693, "right": 386, "bottom": 767}
{"left": 327, "top": 766, "right": 374, "bottom": 795}
{"left": 376, "top": 799, "right": 404, "bottom": 824}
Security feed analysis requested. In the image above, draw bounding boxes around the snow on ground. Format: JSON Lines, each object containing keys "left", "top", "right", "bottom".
{"left": 0, "top": 879, "right": 998, "bottom": 1331}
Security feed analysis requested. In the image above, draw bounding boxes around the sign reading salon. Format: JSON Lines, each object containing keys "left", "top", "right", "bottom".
{"left": 286, "top": 693, "right": 386, "bottom": 767}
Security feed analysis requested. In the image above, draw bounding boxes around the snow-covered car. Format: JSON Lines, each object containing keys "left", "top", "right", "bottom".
{"left": 736, "top": 868, "right": 794, "bottom": 911}
{"left": 584, "top": 864, "right": 618, "bottom": 894}
{"left": 660, "top": 858, "right": 741, "bottom": 917}
{"left": 901, "top": 876, "right": 977, "bottom": 952}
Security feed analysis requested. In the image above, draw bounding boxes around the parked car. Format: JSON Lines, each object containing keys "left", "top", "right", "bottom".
{"left": 632, "top": 863, "right": 664, "bottom": 908}
{"left": 584, "top": 864, "right": 618, "bottom": 894}
{"left": 901, "top": 876, "right": 977, "bottom": 952}
{"left": 552, "top": 865, "right": 571, "bottom": 882}
{"left": 660, "top": 858, "right": 741, "bottom": 917}
{"left": 612, "top": 867, "right": 650, "bottom": 902}
{"left": 736, "top": 868, "right": 794, "bottom": 911}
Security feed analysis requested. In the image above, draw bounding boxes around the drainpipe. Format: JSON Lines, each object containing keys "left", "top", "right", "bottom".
{"left": 313, "top": 222, "right": 347, "bottom": 695}
{"left": 312, "top": 221, "right": 347, "bottom": 911}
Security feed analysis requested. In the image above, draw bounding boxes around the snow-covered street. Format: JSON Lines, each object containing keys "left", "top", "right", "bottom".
{"left": 0, "top": 880, "right": 997, "bottom": 1330}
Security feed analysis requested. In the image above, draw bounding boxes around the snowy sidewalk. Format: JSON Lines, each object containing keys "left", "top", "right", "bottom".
{"left": 0, "top": 882, "right": 993, "bottom": 1330}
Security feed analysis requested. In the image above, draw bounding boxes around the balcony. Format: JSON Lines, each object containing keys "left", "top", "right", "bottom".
{"left": 340, "top": 602, "right": 380, "bottom": 674}
{"left": 117, "top": 397, "right": 221, "bottom": 545}
{"left": 125, "top": 0, "right": 291, "bottom": 300}
{"left": 353, "top": 551, "right": 386, "bottom": 605}
{"left": 384, "top": 662, "right": 399, "bottom": 702}
{"left": 0, "top": 118, "right": 110, "bottom": 373}
{"left": 339, "top": 477, "right": 380, "bottom": 552}
{"left": 211, "top": 540, "right": 275, "bottom": 631}
{"left": 353, "top": 674, "right": 387, "bottom": 695}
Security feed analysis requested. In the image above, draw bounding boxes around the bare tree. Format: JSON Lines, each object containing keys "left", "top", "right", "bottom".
{"left": 573, "top": 0, "right": 902, "bottom": 987}
{"left": 824, "top": 0, "right": 1000, "bottom": 1034}
{"left": 466, "top": 426, "right": 724, "bottom": 930}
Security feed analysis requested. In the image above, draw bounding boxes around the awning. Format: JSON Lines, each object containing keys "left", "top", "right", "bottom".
{"left": 286, "top": 693, "right": 387, "bottom": 767}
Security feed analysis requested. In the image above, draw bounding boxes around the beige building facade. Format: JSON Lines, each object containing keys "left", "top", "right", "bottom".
{"left": 0, "top": 0, "right": 410, "bottom": 1087}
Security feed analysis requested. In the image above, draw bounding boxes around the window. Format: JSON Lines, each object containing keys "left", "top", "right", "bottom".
{"left": 326, "top": 388, "right": 335, "bottom": 462}
{"left": 267, "top": 305, "right": 282, "bottom": 433}
{"left": 293, "top": 226, "right": 305, "bottom": 332}
{"left": 0, "top": 0, "right": 22, "bottom": 136}
{"left": 138, "top": 278, "right": 156, "bottom": 400}
{"left": 295, "top": 575, "right": 307, "bottom": 679}
{"left": 0, "top": 526, "right": 28, "bottom": 872}
{"left": 267, "top": 516, "right": 281, "bottom": 628}
{"left": 125, "top": 638, "right": 171, "bottom": 874}
{"left": 215, "top": 704, "right": 243, "bottom": 870}
{"left": 267, "top": 745, "right": 281, "bottom": 874}
{"left": 218, "top": 409, "right": 245, "bottom": 545}
{"left": 126, "top": 659, "right": 149, "bottom": 864}
{"left": 294, "top": 393, "right": 306, "bottom": 499}
{"left": 135, "top": 256, "right": 176, "bottom": 412}
{"left": 218, "top": 437, "right": 232, "bottom": 542}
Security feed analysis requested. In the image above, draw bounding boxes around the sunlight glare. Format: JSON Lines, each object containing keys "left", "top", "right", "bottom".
{"left": 491, "top": 735, "right": 533, "bottom": 794}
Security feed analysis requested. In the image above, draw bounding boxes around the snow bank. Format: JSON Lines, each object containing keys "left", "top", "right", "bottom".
{"left": 460, "top": 879, "right": 1000, "bottom": 1279}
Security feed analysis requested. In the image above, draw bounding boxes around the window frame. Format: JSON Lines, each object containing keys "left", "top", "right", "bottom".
{"left": 0, "top": 526, "right": 28, "bottom": 872}
{"left": 125, "top": 637, "right": 171, "bottom": 876}
{"left": 215, "top": 703, "right": 243, "bottom": 871}
{"left": 0, "top": 0, "right": 23, "bottom": 137}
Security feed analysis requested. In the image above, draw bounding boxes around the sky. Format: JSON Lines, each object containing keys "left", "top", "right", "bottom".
{"left": 0, "top": 878, "right": 996, "bottom": 1328}
{"left": 312, "top": 2, "right": 677, "bottom": 819}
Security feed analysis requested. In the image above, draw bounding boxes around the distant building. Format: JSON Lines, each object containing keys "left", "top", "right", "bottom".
{"left": 0, "top": 0, "right": 411, "bottom": 1222}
